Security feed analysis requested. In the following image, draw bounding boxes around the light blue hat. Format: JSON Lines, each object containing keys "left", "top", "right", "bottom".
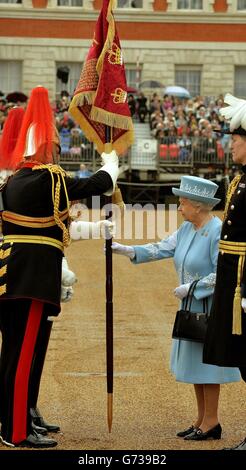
{"left": 172, "top": 175, "right": 221, "bottom": 207}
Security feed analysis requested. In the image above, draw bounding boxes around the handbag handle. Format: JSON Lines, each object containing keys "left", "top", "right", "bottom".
{"left": 183, "top": 279, "right": 209, "bottom": 314}
{"left": 203, "top": 297, "right": 208, "bottom": 315}
{"left": 183, "top": 280, "right": 199, "bottom": 311}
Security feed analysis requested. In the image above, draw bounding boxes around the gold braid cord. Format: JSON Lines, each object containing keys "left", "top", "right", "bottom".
{"left": 223, "top": 174, "right": 242, "bottom": 221}
{"left": 222, "top": 173, "right": 244, "bottom": 335}
{"left": 32, "top": 164, "right": 71, "bottom": 247}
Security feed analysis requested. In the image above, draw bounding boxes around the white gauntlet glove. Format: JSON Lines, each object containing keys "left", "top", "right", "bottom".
{"left": 97, "top": 220, "right": 116, "bottom": 238}
{"left": 62, "top": 257, "right": 77, "bottom": 287}
{"left": 174, "top": 283, "right": 191, "bottom": 300}
{"left": 61, "top": 285, "right": 74, "bottom": 303}
{"left": 241, "top": 298, "right": 246, "bottom": 312}
{"left": 98, "top": 150, "right": 119, "bottom": 196}
{"left": 111, "top": 241, "right": 135, "bottom": 259}
{"left": 70, "top": 220, "right": 115, "bottom": 240}
{"left": 101, "top": 150, "right": 118, "bottom": 166}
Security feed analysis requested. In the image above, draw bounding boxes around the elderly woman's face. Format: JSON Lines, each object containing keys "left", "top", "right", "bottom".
{"left": 231, "top": 135, "right": 246, "bottom": 165}
{"left": 178, "top": 197, "right": 199, "bottom": 221}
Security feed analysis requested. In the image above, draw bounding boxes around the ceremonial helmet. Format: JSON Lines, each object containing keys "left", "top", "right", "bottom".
{"left": 12, "top": 86, "right": 60, "bottom": 169}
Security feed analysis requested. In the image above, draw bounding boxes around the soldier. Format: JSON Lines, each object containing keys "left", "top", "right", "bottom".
{"left": 0, "top": 86, "right": 119, "bottom": 448}
{"left": 204, "top": 93, "right": 246, "bottom": 450}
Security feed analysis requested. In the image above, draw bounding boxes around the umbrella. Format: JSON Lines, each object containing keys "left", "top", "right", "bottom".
{"left": 164, "top": 86, "right": 190, "bottom": 99}
{"left": 139, "top": 80, "right": 164, "bottom": 88}
{"left": 6, "top": 91, "right": 28, "bottom": 103}
{"left": 126, "top": 86, "right": 138, "bottom": 94}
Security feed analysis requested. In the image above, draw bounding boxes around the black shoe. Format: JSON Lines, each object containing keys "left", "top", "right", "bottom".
{"left": 177, "top": 425, "right": 196, "bottom": 437}
{"left": 1, "top": 430, "right": 57, "bottom": 448}
{"left": 30, "top": 407, "right": 60, "bottom": 433}
{"left": 184, "top": 423, "right": 222, "bottom": 441}
{"left": 32, "top": 420, "right": 48, "bottom": 436}
{"left": 223, "top": 438, "right": 246, "bottom": 450}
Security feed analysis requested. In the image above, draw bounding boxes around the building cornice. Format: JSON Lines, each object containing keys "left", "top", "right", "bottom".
{"left": 0, "top": 8, "right": 246, "bottom": 23}
{"left": 2, "top": 37, "right": 246, "bottom": 51}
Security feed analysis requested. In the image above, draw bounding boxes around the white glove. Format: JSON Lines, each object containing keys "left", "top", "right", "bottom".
{"left": 98, "top": 150, "right": 119, "bottom": 196}
{"left": 97, "top": 220, "right": 116, "bottom": 238}
{"left": 101, "top": 150, "right": 118, "bottom": 166}
{"left": 61, "top": 285, "right": 74, "bottom": 303}
{"left": 111, "top": 241, "right": 135, "bottom": 259}
{"left": 174, "top": 283, "right": 191, "bottom": 300}
{"left": 62, "top": 257, "right": 77, "bottom": 286}
{"left": 241, "top": 298, "right": 246, "bottom": 312}
{"left": 69, "top": 220, "right": 116, "bottom": 240}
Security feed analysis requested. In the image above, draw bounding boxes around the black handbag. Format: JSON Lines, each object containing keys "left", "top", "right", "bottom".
{"left": 172, "top": 280, "right": 209, "bottom": 343}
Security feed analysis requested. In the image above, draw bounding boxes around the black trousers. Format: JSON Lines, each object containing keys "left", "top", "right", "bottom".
{"left": 0, "top": 299, "right": 48, "bottom": 444}
{"left": 29, "top": 318, "right": 53, "bottom": 410}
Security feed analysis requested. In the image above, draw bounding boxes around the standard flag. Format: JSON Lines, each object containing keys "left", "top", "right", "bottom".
{"left": 69, "top": 0, "right": 134, "bottom": 154}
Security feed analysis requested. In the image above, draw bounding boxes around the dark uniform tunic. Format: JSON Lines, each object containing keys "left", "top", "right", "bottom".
{"left": 0, "top": 166, "right": 112, "bottom": 314}
{"left": 0, "top": 164, "right": 112, "bottom": 444}
{"left": 204, "top": 166, "right": 246, "bottom": 368}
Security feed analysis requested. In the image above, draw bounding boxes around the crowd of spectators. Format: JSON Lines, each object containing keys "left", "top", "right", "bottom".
{"left": 127, "top": 91, "right": 231, "bottom": 162}
{"left": 0, "top": 89, "right": 231, "bottom": 164}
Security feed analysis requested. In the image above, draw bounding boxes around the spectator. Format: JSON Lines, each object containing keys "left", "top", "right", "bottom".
{"left": 75, "top": 163, "right": 93, "bottom": 179}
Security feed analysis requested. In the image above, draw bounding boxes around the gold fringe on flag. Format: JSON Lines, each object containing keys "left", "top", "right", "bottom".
{"left": 90, "top": 107, "right": 134, "bottom": 131}
{"left": 71, "top": 91, "right": 95, "bottom": 108}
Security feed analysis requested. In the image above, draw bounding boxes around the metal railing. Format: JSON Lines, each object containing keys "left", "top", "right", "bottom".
{"left": 59, "top": 134, "right": 233, "bottom": 174}
{"left": 59, "top": 135, "right": 130, "bottom": 173}
{"left": 157, "top": 136, "right": 231, "bottom": 170}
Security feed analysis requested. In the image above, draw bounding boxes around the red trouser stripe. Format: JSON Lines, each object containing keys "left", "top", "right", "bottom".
{"left": 12, "top": 300, "right": 43, "bottom": 443}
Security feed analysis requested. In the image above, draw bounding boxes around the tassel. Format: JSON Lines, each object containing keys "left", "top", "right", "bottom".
{"left": 112, "top": 184, "right": 125, "bottom": 209}
{"left": 232, "top": 286, "right": 242, "bottom": 335}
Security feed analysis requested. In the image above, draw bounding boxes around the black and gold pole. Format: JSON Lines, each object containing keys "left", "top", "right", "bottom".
{"left": 105, "top": 125, "right": 113, "bottom": 432}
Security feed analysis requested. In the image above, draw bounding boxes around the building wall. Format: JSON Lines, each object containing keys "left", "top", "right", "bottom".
{"left": 0, "top": 1, "right": 246, "bottom": 99}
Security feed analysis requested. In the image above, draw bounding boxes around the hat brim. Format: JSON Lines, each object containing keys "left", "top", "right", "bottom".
{"left": 214, "top": 126, "right": 246, "bottom": 136}
{"left": 172, "top": 188, "right": 221, "bottom": 206}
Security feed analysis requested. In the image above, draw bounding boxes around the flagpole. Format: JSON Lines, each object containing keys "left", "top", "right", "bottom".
{"left": 105, "top": 125, "right": 113, "bottom": 433}
{"left": 68, "top": 0, "right": 134, "bottom": 434}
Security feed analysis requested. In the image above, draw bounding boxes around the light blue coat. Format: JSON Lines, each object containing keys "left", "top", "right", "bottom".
{"left": 132, "top": 216, "right": 240, "bottom": 384}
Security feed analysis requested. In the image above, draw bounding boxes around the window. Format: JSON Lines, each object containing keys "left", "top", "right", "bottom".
{"left": 57, "top": 0, "right": 83, "bottom": 6}
{"left": 177, "top": 0, "right": 203, "bottom": 8}
{"left": 175, "top": 66, "right": 201, "bottom": 97}
{"left": 238, "top": 0, "right": 246, "bottom": 10}
{"left": 0, "top": 61, "right": 22, "bottom": 94}
{"left": 125, "top": 67, "right": 142, "bottom": 90}
{"left": 56, "top": 62, "right": 83, "bottom": 96}
{"left": 117, "top": 0, "right": 143, "bottom": 8}
{"left": 234, "top": 66, "right": 246, "bottom": 98}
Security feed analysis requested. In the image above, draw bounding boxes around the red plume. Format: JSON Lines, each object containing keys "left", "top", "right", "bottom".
{"left": 0, "top": 107, "right": 25, "bottom": 170}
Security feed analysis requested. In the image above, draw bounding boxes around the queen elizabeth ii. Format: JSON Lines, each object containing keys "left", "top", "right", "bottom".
{"left": 112, "top": 175, "right": 240, "bottom": 441}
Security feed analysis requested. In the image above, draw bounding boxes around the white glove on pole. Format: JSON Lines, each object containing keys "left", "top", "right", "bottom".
{"left": 111, "top": 241, "right": 135, "bottom": 259}
{"left": 241, "top": 298, "right": 246, "bottom": 312}
{"left": 174, "top": 283, "right": 191, "bottom": 300}
{"left": 101, "top": 150, "right": 118, "bottom": 165}
{"left": 97, "top": 150, "right": 119, "bottom": 196}
{"left": 69, "top": 220, "right": 116, "bottom": 240}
